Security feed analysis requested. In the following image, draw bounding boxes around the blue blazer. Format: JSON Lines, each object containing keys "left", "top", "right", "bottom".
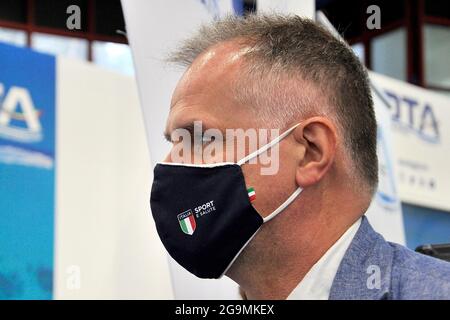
{"left": 329, "top": 216, "right": 450, "bottom": 299}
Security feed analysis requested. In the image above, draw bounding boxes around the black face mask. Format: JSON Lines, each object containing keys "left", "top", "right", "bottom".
{"left": 150, "top": 124, "right": 302, "bottom": 279}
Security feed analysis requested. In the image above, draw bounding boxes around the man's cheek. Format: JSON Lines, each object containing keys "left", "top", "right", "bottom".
{"left": 259, "top": 144, "right": 280, "bottom": 176}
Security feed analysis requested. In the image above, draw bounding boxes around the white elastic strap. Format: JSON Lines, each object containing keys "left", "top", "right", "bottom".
{"left": 262, "top": 187, "right": 303, "bottom": 223}
{"left": 237, "top": 123, "right": 301, "bottom": 166}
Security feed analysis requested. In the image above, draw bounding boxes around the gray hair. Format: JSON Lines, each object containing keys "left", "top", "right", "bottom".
{"left": 168, "top": 14, "right": 378, "bottom": 195}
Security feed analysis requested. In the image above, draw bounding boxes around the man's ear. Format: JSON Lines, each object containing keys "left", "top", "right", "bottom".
{"left": 293, "top": 117, "right": 337, "bottom": 187}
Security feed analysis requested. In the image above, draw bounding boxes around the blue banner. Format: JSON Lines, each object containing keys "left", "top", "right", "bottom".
{"left": 0, "top": 43, "right": 55, "bottom": 299}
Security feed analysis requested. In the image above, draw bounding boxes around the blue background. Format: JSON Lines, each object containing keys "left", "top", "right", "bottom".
{"left": 0, "top": 43, "right": 55, "bottom": 299}
{"left": 402, "top": 203, "right": 450, "bottom": 249}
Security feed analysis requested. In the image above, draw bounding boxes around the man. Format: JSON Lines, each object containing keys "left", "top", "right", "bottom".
{"left": 151, "top": 14, "right": 450, "bottom": 299}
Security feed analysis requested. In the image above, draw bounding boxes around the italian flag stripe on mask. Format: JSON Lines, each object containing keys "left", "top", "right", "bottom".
{"left": 247, "top": 187, "right": 256, "bottom": 202}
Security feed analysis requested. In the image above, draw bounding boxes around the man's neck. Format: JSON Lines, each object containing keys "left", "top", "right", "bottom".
{"left": 226, "top": 205, "right": 362, "bottom": 300}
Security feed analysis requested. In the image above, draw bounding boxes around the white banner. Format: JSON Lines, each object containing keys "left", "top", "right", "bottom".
{"left": 54, "top": 56, "right": 172, "bottom": 299}
{"left": 365, "top": 81, "right": 405, "bottom": 244}
{"left": 370, "top": 72, "right": 450, "bottom": 212}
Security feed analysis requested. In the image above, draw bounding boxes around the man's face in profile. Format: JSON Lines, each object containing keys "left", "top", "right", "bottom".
{"left": 164, "top": 41, "right": 301, "bottom": 218}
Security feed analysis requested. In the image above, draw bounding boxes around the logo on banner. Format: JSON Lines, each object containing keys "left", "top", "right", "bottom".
{"left": 383, "top": 89, "right": 440, "bottom": 144}
{"left": 0, "top": 84, "right": 43, "bottom": 143}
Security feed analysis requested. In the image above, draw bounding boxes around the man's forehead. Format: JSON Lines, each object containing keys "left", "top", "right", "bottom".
{"left": 170, "top": 40, "right": 251, "bottom": 109}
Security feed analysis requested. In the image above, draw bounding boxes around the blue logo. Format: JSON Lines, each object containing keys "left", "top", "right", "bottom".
{"left": 383, "top": 89, "right": 440, "bottom": 144}
{"left": 0, "top": 84, "right": 43, "bottom": 143}
{"left": 0, "top": 43, "right": 55, "bottom": 169}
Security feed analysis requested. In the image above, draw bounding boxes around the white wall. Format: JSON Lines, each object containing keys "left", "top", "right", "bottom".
{"left": 53, "top": 57, "right": 173, "bottom": 299}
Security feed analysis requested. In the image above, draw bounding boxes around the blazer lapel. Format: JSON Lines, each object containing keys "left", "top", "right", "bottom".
{"left": 329, "top": 216, "right": 394, "bottom": 300}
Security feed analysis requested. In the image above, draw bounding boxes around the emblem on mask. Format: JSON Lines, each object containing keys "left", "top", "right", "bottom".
{"left": 177, "top": 209, "right": 196, "bottom": 235}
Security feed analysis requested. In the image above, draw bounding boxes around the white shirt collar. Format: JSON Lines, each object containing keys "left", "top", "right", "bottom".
{"left": 287, "top": 218, "right": 362, "bottom": 300}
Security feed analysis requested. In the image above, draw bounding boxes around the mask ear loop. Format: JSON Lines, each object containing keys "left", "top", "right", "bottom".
{"left": 262, "top": 187, "right": 302, "bottom": 223}
{"left": 235, "top": 123, "right": 303, "bottom": 223}
{"left": 236, "top": 123, "right": 301, "bottom": 166}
